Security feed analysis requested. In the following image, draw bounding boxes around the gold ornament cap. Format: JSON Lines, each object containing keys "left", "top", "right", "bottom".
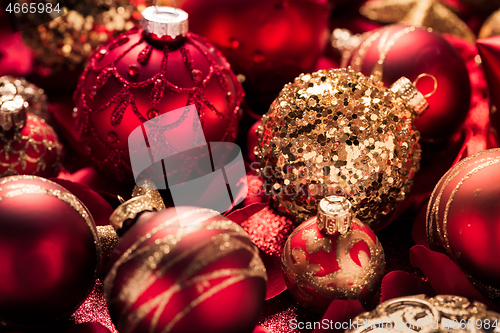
{"left": 109, "top": 179, "right": 166, "bottom": 234}
{"left": 390, "top": 75, "right": 435, "bottom": 116}
{"left": 140, "top": 5, "right": 188, "bottom": 42}
{"left": 0, "top": 78, "right": 27, "bottom": 131}
{"left": 317, "top": 196, "right": 353, "bottom": 235}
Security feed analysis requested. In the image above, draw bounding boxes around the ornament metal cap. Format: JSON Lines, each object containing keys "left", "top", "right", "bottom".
{"left": 0, "top": 78, "right": 27, "bottom": 131}
{"left": 140, "top": 4, "right": 189, "bottom": 42}
{"left": 317, "top": 196, "right": 353, "bottom": 235}
{"left": 390, "top": 74, "right": 436, "bottom": 116}
{"left": 109, "top": 179, "right": 166, "bottom": 234}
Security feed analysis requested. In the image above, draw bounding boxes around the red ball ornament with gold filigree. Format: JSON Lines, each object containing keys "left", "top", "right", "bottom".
{"left": 281, "top": 196, "right": 385, "bottom": 314}
{"left": 181, "top": 0, "right": 331, "bottom": 112}
{"left": 341, "top": 24, "right": 471, "bottom": 141}
{"left": 0, "top": 176, "right": 101, "bottom": 329}
{"left": 427, "top": 148, "right": 500, "bottom": 302}
{"left": 104, "top": 206, "right": 267, "bottom": 333}
{"left": 0, "top": 76, "right": 63, "bottom": 178}
{"left": 72, "top": 6, "right": 243, "bottom": 182}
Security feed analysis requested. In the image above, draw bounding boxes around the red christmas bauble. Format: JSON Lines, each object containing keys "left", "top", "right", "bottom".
{"left": 72, "top": 12, "right": 243, "bottom": 183}
{"left": 181, "top": 0, "right": 331, "bottom": 112}
{"left": 342, "top": 24, "right": 471, "bottom": 141}
{"left": 427, "top": 148, "right": 500, "bottom": 300}
{"left": 104, "top": 207, "right": 267, "bottom": 333}
{"left": 0, "top": 176, "right": 100, "bottom": 329}
{"left": 281, "top": 196, "right": 385, "bottom": 314}
{"left": 0, "top": 77, "right": 63, "bottom": 178}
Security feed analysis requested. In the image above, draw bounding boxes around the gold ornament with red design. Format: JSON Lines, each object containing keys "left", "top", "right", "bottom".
{"left": 427, "top": 148, "right": 500, "bottom": 303}
{"left": 281, "top": 196, "right": 385, "bottom": 314}
{"left": 0, "top": 76, "right": 63, "bottom": 178}
{"left": 71, "top": 6, "right": 244, "bottom": 183}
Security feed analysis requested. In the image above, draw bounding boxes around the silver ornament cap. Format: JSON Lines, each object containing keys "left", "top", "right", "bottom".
{"left": 0, "top": 78, "right": 27, "bottom": 131}
{"left": 317, "top": 196, "right": 353, "bottom": 235}
{"left": 390, "top": 75, "right": 434, "bottom": 116}
{"left": 140, "top": 6, "right": 189, "bottom": 42}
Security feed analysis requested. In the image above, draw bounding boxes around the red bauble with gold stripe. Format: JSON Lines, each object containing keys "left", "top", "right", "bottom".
{"left": 104, "top": 207, "right": 267, "bottom": 333}
{"left": 427, "top": 148, "right": 500, "bottom": 301}
{"left": 0, "top": 176, "right": 100, "bottom": 329}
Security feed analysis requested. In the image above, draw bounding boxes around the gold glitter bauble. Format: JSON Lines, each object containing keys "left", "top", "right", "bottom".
{"left": 21, "top": 0, "right": 141, "bottom": 74}
{"left": 255, "top": 68, "right": 424, "bottom": 230}
{"left": 346, "top": 294, "right": 500, "bottom": 332}
{"left": 360, "top": 0, "right": 476, "bottom": 42}
{"left": 479, "top": 9, "right": 500, "bottom": 39}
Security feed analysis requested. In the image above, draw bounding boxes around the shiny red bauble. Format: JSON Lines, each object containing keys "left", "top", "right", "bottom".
{"left": 342, "top": 24, "right": 471, "bottom": 141}
{"left": 73, "top": 27, "right": 243, "bottom": 182}
{"left": 281, "top": 211, "right": 385, "bottom": 314}
{"left": 182, "top": 0, "right": 331, "bottom": 111}
{"left": 0, "top": 176, "right": 100, "bottom": 329}
{"left": 104, "top": 207, "right": 267, "bottom": 333}
{"left": 427, "top": 149, "right": 500, "bottom": 298}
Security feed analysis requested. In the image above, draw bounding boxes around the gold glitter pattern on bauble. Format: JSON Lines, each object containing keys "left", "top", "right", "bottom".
{"left": 104, "top": 208, "right": 267, "bottom": 333}
{"left": 0, "top": 115, "right": 63, "bottom": 177}
{"left": 255, "top": 68, "right": 422, "bottom": 229}
{"left": 346, "top": 294, "right": 500, "bottom": 332}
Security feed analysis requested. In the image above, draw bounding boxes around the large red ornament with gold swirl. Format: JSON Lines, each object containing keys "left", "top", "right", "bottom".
{"left": 72, "top": 8, "right": 243, "bottom": 183}
{"left": 427, "top": 148, "right": 500, "bottom": 302}
{"left": 104, "top": 207, "right": 267, "bottom": 333}
{"left": 281, "top": 196, "right": 385, "bottom": 314}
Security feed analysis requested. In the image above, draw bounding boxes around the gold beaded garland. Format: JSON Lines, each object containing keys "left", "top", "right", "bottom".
{"left": 255, "top": 68, "right": 423, "bottom": 230}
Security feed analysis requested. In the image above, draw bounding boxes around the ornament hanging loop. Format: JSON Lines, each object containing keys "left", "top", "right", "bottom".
{"left": 154, "top": 0, "right": 178, "bottom": 14}
{"left": 413, "top": 73, "right": 438, "bottom": 98}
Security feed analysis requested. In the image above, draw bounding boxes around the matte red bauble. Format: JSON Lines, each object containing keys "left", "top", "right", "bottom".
{"left": 105, "top": 207, "right": 267, "bottom": 333}
{"left": 342, "top": 24, "right": 471, "bottom": 141}
{"left": 181, "top": 0, "right": 331, "bottom": 111}
{"left": 282, "top": 196, "right": 385, "bottom": 314}
{"left": 0, "top": 176, "right": 100, "bottom": 329}
{"left": 73, "top": 7, "right": 243, "bottom": 182}
{"left": 427, "top": 149, "right": 500, "bottom": 301}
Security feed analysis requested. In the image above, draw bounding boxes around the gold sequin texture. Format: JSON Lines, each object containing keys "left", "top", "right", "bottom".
{"left": 97, "top": 225, "right": 119, "bottom": 261}
{"left": 255, "top": 68, "right": 421, "bottom": 229}
{"left": 21, "top": 0, "right": 140, "bottom": 74}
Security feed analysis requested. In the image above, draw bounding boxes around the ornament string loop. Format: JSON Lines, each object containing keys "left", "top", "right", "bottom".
{"left": 154, "top": 0, "right": 178, "bottom": 14}
{"left": 413, "top": 73, "right": 438, "bottom": 98}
